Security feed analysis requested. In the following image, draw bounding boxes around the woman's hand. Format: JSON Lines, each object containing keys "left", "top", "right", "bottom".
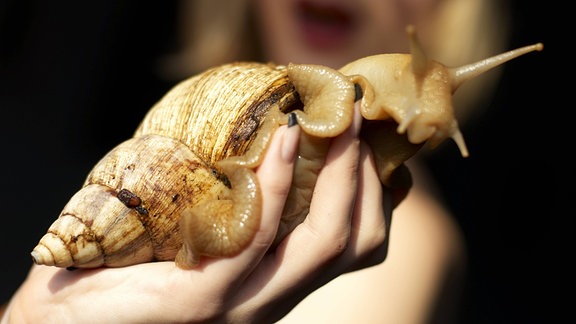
{"left": 2, "top": 104, "right": 390, "bottom": 324}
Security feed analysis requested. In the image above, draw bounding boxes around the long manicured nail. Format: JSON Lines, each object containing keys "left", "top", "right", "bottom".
{"left": 354, "top": 83, "right": 363, "bottom": 102}
{"left": 281, "top": 124, "right": 300, "bottom": 162}
{"left": 288, "top": 112, "right": 298, "bottom": 127}
{"left": 350, "top": 101, "right": 363, "bottom": 137}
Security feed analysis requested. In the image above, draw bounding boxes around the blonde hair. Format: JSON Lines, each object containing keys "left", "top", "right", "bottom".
{"left": 162, "top": 0, "right": 510, "bottom": 126}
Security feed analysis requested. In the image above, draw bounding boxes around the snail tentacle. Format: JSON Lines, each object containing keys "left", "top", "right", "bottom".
{"left": 30, "top": 25, "right": 543, "bottom": 269}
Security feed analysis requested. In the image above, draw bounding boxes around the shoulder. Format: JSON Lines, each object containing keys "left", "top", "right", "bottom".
{"left": 278, "top": 163, "right": 466, "bottom": 323}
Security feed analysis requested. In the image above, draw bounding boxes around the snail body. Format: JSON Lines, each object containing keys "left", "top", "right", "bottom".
{"left": 31, "top": 26, "right": 543, "bottom": 269}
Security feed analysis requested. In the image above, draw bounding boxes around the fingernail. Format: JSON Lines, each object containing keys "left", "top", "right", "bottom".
{"left": 350, "top": 101, "right": 362, "bottom": 137}
{"left": 354, "top": 83, "right": 363, "bottom": 102}
{"left": 281, "top": 124, "right": 300, "bottom": 162}
{"left": 288, "top": 112, "right": 298, "bottom": 127}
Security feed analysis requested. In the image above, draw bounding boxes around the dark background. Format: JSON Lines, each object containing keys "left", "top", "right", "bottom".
{"left": 0, "top": 1, "right": 570, "bottom": 323}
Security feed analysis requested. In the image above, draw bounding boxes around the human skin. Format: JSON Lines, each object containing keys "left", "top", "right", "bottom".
{"left": 254, "top": 1, "right": 466, "bottom": 322}
{"left": 253, "top": 0, "right": 441, "bottom": 68}
{"left": 2, "top": 106, "right": 395, "bottom": 323}
{"left": 2, "top": 0, "right": 468, "bottom": 322}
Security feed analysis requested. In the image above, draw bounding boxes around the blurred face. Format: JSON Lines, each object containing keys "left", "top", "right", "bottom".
{"left": 254, "top": 0, "right": 441, "bottom": 68}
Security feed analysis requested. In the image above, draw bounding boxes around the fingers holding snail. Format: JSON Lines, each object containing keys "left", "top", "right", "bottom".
{"left": 281, "top": 103, "right": 388, "bottom": 273}
{"left": 274, "top": 103, "right": 364, "bottom": 274}
{"left": 242, "top": 124, "right": 301, "bottom": 265}
{"left": 202, "top": 124, "right": 301, "bottom": 286}
{"left": 226, "top": 103, "right": 390, "bottom": 323}
{"left": 142, "top": 124, "right": 301, "bottom": 320}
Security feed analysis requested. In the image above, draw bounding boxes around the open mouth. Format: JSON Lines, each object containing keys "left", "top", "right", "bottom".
{"left": 295, "top": 0, "right": 357, "bottom": 49}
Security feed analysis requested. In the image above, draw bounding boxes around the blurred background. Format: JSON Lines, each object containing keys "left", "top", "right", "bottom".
{"left": 0, "top": 1, "right": 569, "bottom": 322}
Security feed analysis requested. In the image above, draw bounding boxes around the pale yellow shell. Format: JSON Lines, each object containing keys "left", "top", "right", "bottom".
{"left": 31, "top": 26, "right": 543, "bottom": 269}
{"left": 32, "top": 62, "right": 300, "bottom": 268}
{"left": 134, "top": 62, "right": 298, "bottom": 164}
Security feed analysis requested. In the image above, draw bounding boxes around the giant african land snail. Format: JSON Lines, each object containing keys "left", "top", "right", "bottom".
{"left": 31, "top": 26, "right": 543, "bottom": 269}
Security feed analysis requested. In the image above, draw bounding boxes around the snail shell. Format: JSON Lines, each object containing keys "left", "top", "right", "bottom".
{"left": 31, "top": 26, "right": 543, "bottom": 269}
{"left": 33, "top": 62, "right": 299, "bottom": 269}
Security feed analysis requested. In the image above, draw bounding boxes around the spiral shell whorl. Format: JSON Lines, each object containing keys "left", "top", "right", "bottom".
{"left": 31, "top": 184, "right": 154, "bottom": 268}
{"left": 31, "top": 63, "right": 301, "bottom": 269}
{"left": 135, "top": 62, "right": 296, "bottom": 164}
{"left": 30, "top": 36, "right": 543, "bottom": 268}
